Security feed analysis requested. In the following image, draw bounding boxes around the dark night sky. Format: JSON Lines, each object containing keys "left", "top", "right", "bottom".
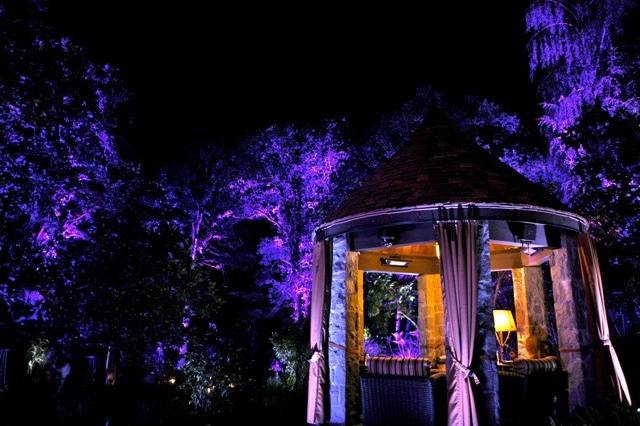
{"left": 44, "top": 2, "right": 538, "bottom": 168}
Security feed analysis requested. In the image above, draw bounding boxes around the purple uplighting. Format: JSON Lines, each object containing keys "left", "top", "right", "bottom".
{"left": 1, "top": 2, "right": 639, "bottom": 424}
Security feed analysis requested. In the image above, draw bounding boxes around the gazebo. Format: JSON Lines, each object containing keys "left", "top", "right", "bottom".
{"left": 306, "top": 126, "right": 630, "bottom": 425}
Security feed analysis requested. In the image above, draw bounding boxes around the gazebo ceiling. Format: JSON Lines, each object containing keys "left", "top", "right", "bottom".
{"left": 327, "top": 126, "right": 566, "bottom": 223}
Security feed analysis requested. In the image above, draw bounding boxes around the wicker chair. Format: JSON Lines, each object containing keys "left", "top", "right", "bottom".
{"left": 360, "top": 371, "right": 446, "bottom": 426}
{"left": 523, "top": 370, "right": 569, "bottom": 424}
{"left": 498, "top": 370, "right": 527, "bottom": 425}
{"left": 509, "top": 356, "right": 569, "bottom": 424}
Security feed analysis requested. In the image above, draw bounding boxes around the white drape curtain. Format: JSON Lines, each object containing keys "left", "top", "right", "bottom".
{"left": 577, "top": 234, "right": 632, "bottom": 406}
{"left": 436, "top": 220, "right": 480, "bottom": 426}
{"left": 307, "top": 240, "right": 328, "bottom": 424}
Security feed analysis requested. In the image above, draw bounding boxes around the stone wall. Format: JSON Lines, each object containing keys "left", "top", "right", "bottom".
{"left": 418, "top": 274, "right": 445, "bottom": 360}
{"left": 345, "top": 252, "right": 362, "bottom": 424}
{"left": 512, "top": 266, "right": 549, "bottom": 358}
{"left": 328, "top": 235, "right": 347, "bottom": 424}
{"left": 327, "top": 235, "right": 363, "bottom": 426}
{"left": 549, "top": 232, "right": 595, "bottom": 411}
{"left": 472, "top": 222, "right": 501, "bottom": 426}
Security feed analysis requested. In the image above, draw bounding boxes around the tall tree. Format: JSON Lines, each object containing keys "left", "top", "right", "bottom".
{"left": 526, "top": 0, "right": 640, "bottom": 336}
{"left": 526, "top": 0, "right": 639, "bottom": 201}
{"left": 232, "top": 123, "right": 348, "bottom": 321}
{"left": 0, "top": 3, "right": 135, "bottom": 329}
{"left": 154, "top": 151, "right": 236, "bottom": 270}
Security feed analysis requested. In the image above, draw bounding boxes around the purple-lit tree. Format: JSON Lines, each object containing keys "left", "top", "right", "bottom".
{"left": 561, "top": 107, "right": 640, "bottom": 246}
{"left": 526, "top": 0, "right": 640, "bottom": 202}
{"left": 0, "top": 7, "right": 228, "bottom": 387}
{"left": 525, "top": 0, "right": 640, "bottom": 241}
{"left": 0, "top": 4, "right": 135, "bottom": 329}
{"left": 359, "top": 86, "right": 445, "bottom": 168}
{"left": 527, "top": 0, "right": 639, "bottom": 129}
{"left": 525, "top": 0, "right": 640, "bottom": 336}
{"left": 154, "top": 151, "right": 237, "bottom": 270}
{"left": 232, "top": 123, "right": 348, "bottom": 321}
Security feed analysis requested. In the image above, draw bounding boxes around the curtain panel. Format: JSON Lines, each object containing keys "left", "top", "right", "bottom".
{"left": 307, "top": 240, "right": 330, "bottom": 424}
{"left": 577, "top": 234, "right": 632, "bottom": 405}
{"left": 436, "top": 220, "right": 480, "bottom": 426}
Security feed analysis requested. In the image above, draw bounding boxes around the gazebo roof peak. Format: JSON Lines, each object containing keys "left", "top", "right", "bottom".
{"left": 326, "top": 126, "right": 568, "bottom": 223}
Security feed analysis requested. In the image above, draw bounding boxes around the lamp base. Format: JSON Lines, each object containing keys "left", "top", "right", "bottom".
{"left": 496, "top": 346, "right": 513, "bottom": 364}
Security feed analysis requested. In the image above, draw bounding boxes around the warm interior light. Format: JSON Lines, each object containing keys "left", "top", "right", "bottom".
{"left": 380, "top": 257, "right": 410, "bottom": 267}
{"left": 493, "top": 310, "right": 516, "bottom": 332}
{"left": 493, "top": 310, "right": 516, "bottom": 362}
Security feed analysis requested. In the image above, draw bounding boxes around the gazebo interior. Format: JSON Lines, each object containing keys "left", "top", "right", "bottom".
{"left": 306, "top": 127, "right": 630, "bottom": 426}
{"left": 350, "top": 230, "right": 565, "bottom": 422}
{"left": 358, "top": 237, "right": 555, "bottom": 362}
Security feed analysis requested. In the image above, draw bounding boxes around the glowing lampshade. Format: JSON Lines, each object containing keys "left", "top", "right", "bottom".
{"left": 493, "top": 310, "right": 516, "bottom": 332}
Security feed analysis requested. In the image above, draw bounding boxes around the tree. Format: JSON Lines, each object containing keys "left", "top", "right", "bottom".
{"left": 0, "top": 4, "right": 135, "bottom": 331}
{"left": 232, "top": 122, "right": 348, "bottom": 321}
{"left": 154, "top": 151, "right": 236, "bottom": 270}
{"left": 526, "top": 0, "right": 640, "bottom": 202}
{"left": 527, "top": 0, "right": 638, "bottom": 133}
{"left": 525, "top": 0, "right": 640, "bottom": 336}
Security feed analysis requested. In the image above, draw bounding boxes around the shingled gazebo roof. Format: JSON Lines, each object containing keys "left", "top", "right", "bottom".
{"left": 326, "top": 126, "right": 567, "bottom": 223}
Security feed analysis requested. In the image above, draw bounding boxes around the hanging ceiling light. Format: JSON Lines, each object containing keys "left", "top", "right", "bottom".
{"left": 520, "top": 239, "right": 536, "bottom": 256}
{"left": 380, "top": 256, "right": 410, "bottom": 267}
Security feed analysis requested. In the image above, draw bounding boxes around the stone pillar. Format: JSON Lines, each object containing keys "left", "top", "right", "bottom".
{"left": 512, "top": 266, "right": 549, "bottom": 358}
{"left": 549, "top": 233, "right": 595, "bottom": 412}
{"left": 327, "top": 235, "right": 362, "bottom": 425}
{"left": 328, "top": 235, "right": 347, "bottom": 424}
{"left": 473, "top": 222, "right": 501, "bottom": 426}
{"left": 345, "top": 252, "right": 362, "bottom": 424}
{"left": 418, "top": 274, "right": 445, "bottom": 360}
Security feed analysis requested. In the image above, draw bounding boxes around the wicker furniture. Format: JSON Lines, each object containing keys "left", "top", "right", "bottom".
{"left": 508, "top": 356, "right": 569, "bottom": 425}
{"left": 360, "top": 356, "right": 446, "bottom": 426}
{"left": 512, "top": 355, "right": 560, "bottom": 375}
{"left": 498, "top": 370, "right": 527, "bottom": 425}
{"left": 359, "top": 355, "right": 567, "bottom": 425}
{"left": 364, "top": 356, "right": 431, "bottom": 377}
{"left": 524, "top": 369, "right": 569, "bottom": 424}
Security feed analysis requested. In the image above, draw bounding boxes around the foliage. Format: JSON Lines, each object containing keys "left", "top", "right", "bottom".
{"left": 231, "top": 123, "right": 349, "bottom": 321}
{"left": 0, "top": 3, "right": 133, "bottom": 263}
{"left": 358, "top": 86, "right": 445, "bottom": 168}
{"left": 524, "top": 1, "right": 640, "bottom": 335}
{"left": 561, "top": 106, "right": 640, "bottom": 249}
{"left": 568, "top": 400, "right": 640, "bottom": 425}
{"left": 364, "top": 273, "right": 420, "bottom": 357}
{"left": 26, "top": 338, "right": 50, "bottom": 374}
{"left": 607, "top": 276, "right": 640, "bottom": 337}
{"left": 525, "top": 0, "right": 640, "bottom": 202}
{"left": 0, "top": 3, "right": 137, "bottom": 344}
{"left": 178, "top": 342, "right": 245, "bottom": 414}
{"left": 3, "top": 1, "right": 640, "bottom": 420}
{"left": 154, "top": 151, "right": 237, "bottom": 270}
{"left": 269, "top": 328, "right": 310, "bottom": 391}
{"left": 526, "top": 0, "right": 639, "bottom": 135}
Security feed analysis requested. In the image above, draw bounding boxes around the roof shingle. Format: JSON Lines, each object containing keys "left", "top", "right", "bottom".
{"left": 326, "top": 126, "right": 567, "bottom": 222}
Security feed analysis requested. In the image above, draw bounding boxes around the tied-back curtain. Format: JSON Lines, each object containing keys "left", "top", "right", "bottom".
{"left": 436, "top": 220, "right": 479, "bottom": 426}
{"left": 577, "top": 234, "right": 632, "bottom": 406}
{"left": 307, "top": 240, "right": 328, "bottom": 424}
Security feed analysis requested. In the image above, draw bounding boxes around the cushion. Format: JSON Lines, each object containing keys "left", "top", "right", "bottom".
{"left": 512, "top": 355, "right": 560, "bottom": 375}
{"left": 365, "top": 355, "right": 431, "bottom": 377}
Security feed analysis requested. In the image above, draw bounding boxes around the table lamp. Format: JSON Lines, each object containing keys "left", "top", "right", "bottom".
{"left": 493, "top": 309, "right": 516, "bottom": 362}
